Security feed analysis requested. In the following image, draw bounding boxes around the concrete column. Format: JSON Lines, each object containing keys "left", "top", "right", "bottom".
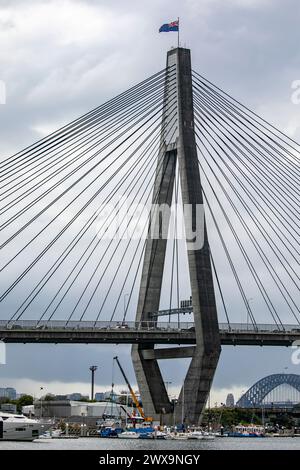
{"left": 175, "top": 47, "right": 221, "bottom": 425}
{"left": 132, "top": 48, "right": 221, "bottom": 426}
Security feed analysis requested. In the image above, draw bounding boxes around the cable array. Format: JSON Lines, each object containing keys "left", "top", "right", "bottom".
{"left": 0, "top": 66, "right": 178, "bottom": 324}
{"left": 0, "top": 63, "right": 299, "bottom": 330}
{"left": 192, "top": 70, "right": 300, "bottom": 328}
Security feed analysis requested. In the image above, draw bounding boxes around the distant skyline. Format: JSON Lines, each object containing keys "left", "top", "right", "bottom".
{"left": 0, "top": 0, "right": 300, "bottom": 401}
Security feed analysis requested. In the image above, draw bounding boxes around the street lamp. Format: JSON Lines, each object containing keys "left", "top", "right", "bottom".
{"left": 40, "top": 387, "right": 44, "bottom": 419}
{"left": 164, "top": 381, "right": 172, "bottom": 398}
{"left": 89, "top": 366, "right": 98, "bottom": 401}
{"left": 172, "top": 399, "right": 178, "bottom": 428}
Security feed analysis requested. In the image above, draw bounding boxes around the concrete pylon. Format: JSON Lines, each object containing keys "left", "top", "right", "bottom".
{"left": 132, "top": 48, "right": 221, "bottom": 425}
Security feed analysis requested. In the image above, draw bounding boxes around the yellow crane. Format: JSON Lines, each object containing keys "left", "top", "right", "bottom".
{"left": 113, "top": 356, "right": 152, "bottom": 423}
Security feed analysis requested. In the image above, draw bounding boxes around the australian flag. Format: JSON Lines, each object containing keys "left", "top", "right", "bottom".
{"left": 159, "top": 20, "right": 179, "bottom": 33}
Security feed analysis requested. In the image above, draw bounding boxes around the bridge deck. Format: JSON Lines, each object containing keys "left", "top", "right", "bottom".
{"left": 0, "top": 321, "right": 300, "bottom": 346}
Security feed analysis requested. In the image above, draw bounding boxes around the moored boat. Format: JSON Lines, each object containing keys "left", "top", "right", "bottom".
{"left": 0, "top": 412, "right": 45, "bottom": 441}
{"left": 187, "top": 431, "right": 204, "bottom": 440}
{"left": 172, "top": 432, "right": 188, "bottom": 440}
{"left": 118, "top": 431, "right": 140, "bottom": 439}
{"left": 227, "top": 425, "right": 265, "bottom": 438}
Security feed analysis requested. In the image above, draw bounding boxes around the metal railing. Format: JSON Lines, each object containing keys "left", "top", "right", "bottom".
{"left": 0, "top": 320, "right": 299, "bottom": 333}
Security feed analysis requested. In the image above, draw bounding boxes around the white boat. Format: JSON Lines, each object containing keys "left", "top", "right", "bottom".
{"left": 39, "top": 429, "right": 62, "bottom": 439}
{"left": 172, "top": 432, "right": 188, "bottom": 440}
{"left": 118, "top": 431, "right": 140, "bottom": 439}
{"left": 0, "top": 412, "right": 45, "bottom": 441}
{"left": 201, "top": 432, "right": 215, "bottom": 440}
{"left": 187, "top": 431, "right": 204, "bottom": 440}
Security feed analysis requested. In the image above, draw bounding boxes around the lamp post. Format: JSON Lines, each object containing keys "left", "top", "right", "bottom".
{"left": 40, "top": 387, "right": 44, "bottom": 419}
{"left": 172, "top": 399, "right": 178, "bottom": 428}
{"left": 89, "top": 366, "right": 98, "bottom": 400}
{"left": 164, "top": 381, "right": 172, "bottom": 399}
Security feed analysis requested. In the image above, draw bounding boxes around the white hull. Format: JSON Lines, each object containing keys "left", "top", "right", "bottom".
{"left": 118, "top": 432, "right": 140, "bottom": 439}
{"left": 0, "top": 413, "right": 45, "bottom": 442}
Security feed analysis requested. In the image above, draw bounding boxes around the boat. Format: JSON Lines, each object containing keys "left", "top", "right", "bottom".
{"left": 155, "top": 431, "right": 168, "bottom": 440}
{"left": 0, "top": 412, "right": 45, "bottom": 441}
{"left": 98, "top": 426, "right": 123, "bottom": 438}
{"left": 187, "top": 431, "right": 204, "bottom": 440}
{"left": 172, "top": 432, "right": 188, "bottom": 440}
{"left": 139, "top": 432, "right": 154, "bottom": 439}
{"left": 39, "top": 429, "right": 62, "bottom": 439}
{"left": 118, "top": 431, "right": 140, "bottom": 439}
{"left": 201, "top": 432, "right": 215, "bottom": 440}
{"left": 227, "top": 425, "right": 265, "bottom": 438}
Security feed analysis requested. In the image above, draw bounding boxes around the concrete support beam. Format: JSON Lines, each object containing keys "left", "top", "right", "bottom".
{"left": 142, "top": 346, "right": 196, "bottom": 360}
{"left": 174, "top": 48, "right": 221, "bottom": 425}
{"left": 132, "top": 148, "right": 177, "bottom": 419}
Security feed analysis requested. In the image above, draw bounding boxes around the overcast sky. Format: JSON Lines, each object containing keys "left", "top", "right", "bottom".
{"left": 0, "top": 0, "right": 300, "bottom": 404}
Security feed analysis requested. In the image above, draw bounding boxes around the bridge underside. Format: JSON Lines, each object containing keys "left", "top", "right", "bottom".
{"left": 1, "top": 327, "right": 299, "bottom": 346}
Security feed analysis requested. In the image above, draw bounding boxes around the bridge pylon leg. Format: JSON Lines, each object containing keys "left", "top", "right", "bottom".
{"left": 132, "top": 47, "right": 221, "bottom": 426}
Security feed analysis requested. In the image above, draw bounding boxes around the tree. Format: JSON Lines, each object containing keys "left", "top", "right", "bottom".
{"left": 44, "top": 394, "right": 56, "bottom": 401}
{"left": 16, "top": 395, "right": 33, "bottom": 412}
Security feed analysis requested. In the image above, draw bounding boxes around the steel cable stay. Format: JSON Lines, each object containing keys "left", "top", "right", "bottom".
{"left": 0, "top": 88, "right": 177, "bottom": 231}
{"left": 194, "top": 106, "right": 300, "bottom": 261}
{"left": 196, "top": 134, "right": 300, "bottom": 319}
{"left": 192, "top": 69, "right": 300, "bottom": 165}
{"left": 38, "top": 120, "right": 178, "bottom": 324}
{"left": 198, "top": 155, "right": 285, "bottom": 329}
{"left": 0, "top": 74, "right": 173, "bottom": 190}
{"left": 192, "top": 77, "right": 300, "bottom": 184}
{"left": 8, "top": 116, "right": 177, "bottom": 324}
{"left": 5, "top": 112, "right": 175, "bottom": 324}
{"left": 197, "top": 143, "right": 299, "bottom": 326}
{"left": 0, "top": 72, "right": 176, "bottom": 189}
{"left": 193, "top": 80, "right": 300, "bottom": 198}
{"left": 30, "top": 119, "right": 178, "bottom": 325}
{"left": 0, "top": 92, "right": 177, "bottom": 259}
{"left": 193, "top": 90, "right": 300, "bottom": 209}
{"left": 210, "top": 251, "right": 231, "bottom": 329}
{"left": 0, "top": 92, "right": 175, "bottom": 240}
{"left": 201, "top": 188, "right": 259, "bottom": 330}
{"left": 0, "top": 76, "right": 176, "bottom": 207}
{"left": 105, "top": 131, "right": 180, "bottom": 325}
{"left": 67, "top": 125, "right": 178, "bottom": 324}
{"left": 105, "top": 146, "right": 178, "bottom": 325}
{"left": 193, "top": 104, "right": 300, "bottom": 261}
{"left": 0, "top": 103, "right": 177, "bottom": 302}
{"left": 194, "top": 116, "right": 300, "bottom": 298}
{"left": 0, "top": 66, "right": 175, "bottom": 172}
{"left": 192, "top": 88, "right": 300, "bottom": 212}
{"left": 192, "top": 73, "right": 300, "bottom": 171}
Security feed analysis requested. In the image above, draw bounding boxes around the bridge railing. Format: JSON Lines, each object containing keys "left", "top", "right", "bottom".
{"left": 219, "top": 323, "right": 300, "bottom": 333}
{"left": 0, "top": 319, "right": 195, "bottom": 331}
{"left": 0, "top": 319, "right": 300, "bottom": 333}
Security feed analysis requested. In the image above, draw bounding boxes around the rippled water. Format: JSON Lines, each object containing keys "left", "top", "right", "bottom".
{"left": 1, "top": 437, "right": 300, "bottom": 450}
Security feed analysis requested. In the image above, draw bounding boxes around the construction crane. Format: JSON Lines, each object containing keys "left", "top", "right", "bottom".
{"left": 113, "top": 356, "right": 152, "bottom": 422}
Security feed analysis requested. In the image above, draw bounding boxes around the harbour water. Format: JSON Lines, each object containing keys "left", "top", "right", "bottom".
{"left": 1, "top": 437, "right": 300, "bottom": 450}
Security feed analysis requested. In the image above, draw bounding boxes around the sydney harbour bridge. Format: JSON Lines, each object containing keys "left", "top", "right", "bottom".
{"left": 0, "top": 48, "right": 299, "bottom": 425}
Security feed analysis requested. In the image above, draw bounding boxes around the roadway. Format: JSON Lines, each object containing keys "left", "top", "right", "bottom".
{"left": 0, "top": 321, "right": 300, "bottom": 346}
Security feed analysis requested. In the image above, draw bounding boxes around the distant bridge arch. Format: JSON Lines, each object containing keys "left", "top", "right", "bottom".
{"left": 236, "top": 374, "right": 300, "bottom": 407}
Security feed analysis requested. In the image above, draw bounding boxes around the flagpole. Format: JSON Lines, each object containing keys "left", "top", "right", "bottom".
{"left": 178, "top": 17, "right": 180, "bottom": 47}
